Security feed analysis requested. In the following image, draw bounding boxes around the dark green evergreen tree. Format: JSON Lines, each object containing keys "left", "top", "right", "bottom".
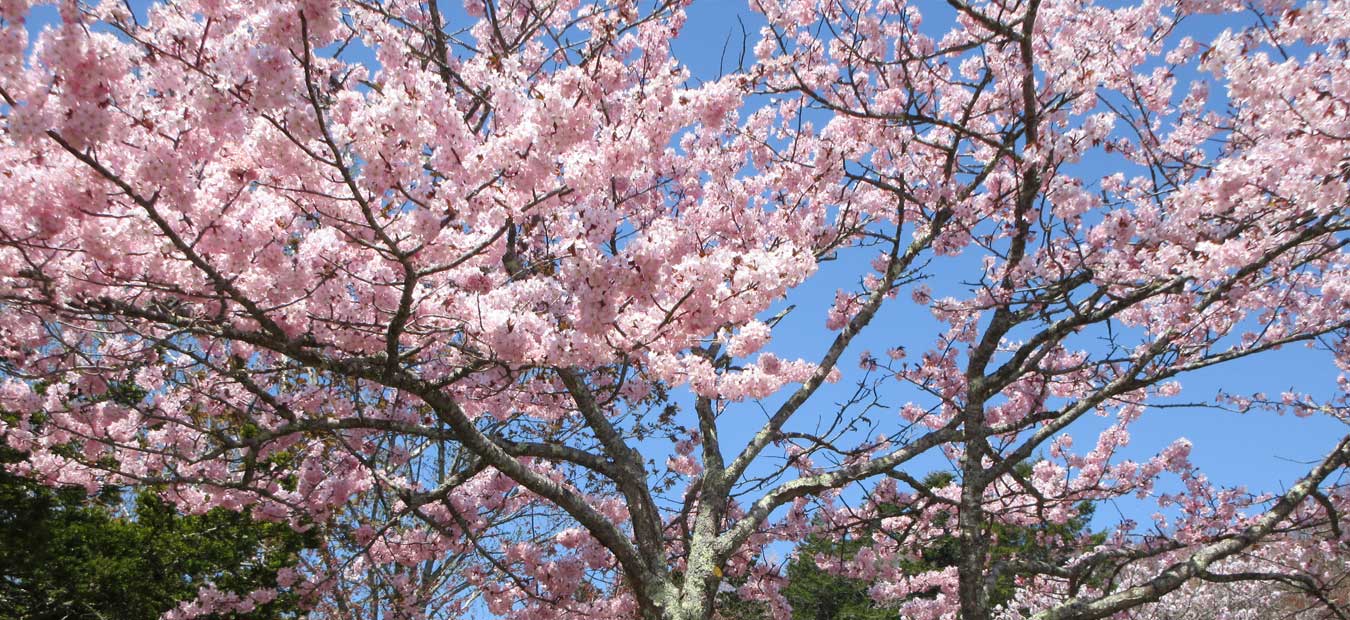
{"left": 0, "top": 386, "right": 316, "bottom": 620}
{"left": 0, "top": 456, "right": 316, "bottom": 620}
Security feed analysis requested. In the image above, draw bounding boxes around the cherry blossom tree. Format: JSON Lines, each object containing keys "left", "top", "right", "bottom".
{"left": 0, "top": 0, "right": 1347, "bottom": 619}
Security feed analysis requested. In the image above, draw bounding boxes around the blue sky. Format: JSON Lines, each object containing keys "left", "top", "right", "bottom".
{"left": 18, "top": 0, "right": 1347, "bottom": 527}
{"left": 663, "top": 0, "right": 1347, "bottom": 522}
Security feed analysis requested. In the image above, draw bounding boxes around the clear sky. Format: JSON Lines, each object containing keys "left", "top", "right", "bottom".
{"left": 19, "top": 0, "right": 1347, "bottom": 528}
{"left": 665, "top": 0, "right": 1348, "bottom": 524}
